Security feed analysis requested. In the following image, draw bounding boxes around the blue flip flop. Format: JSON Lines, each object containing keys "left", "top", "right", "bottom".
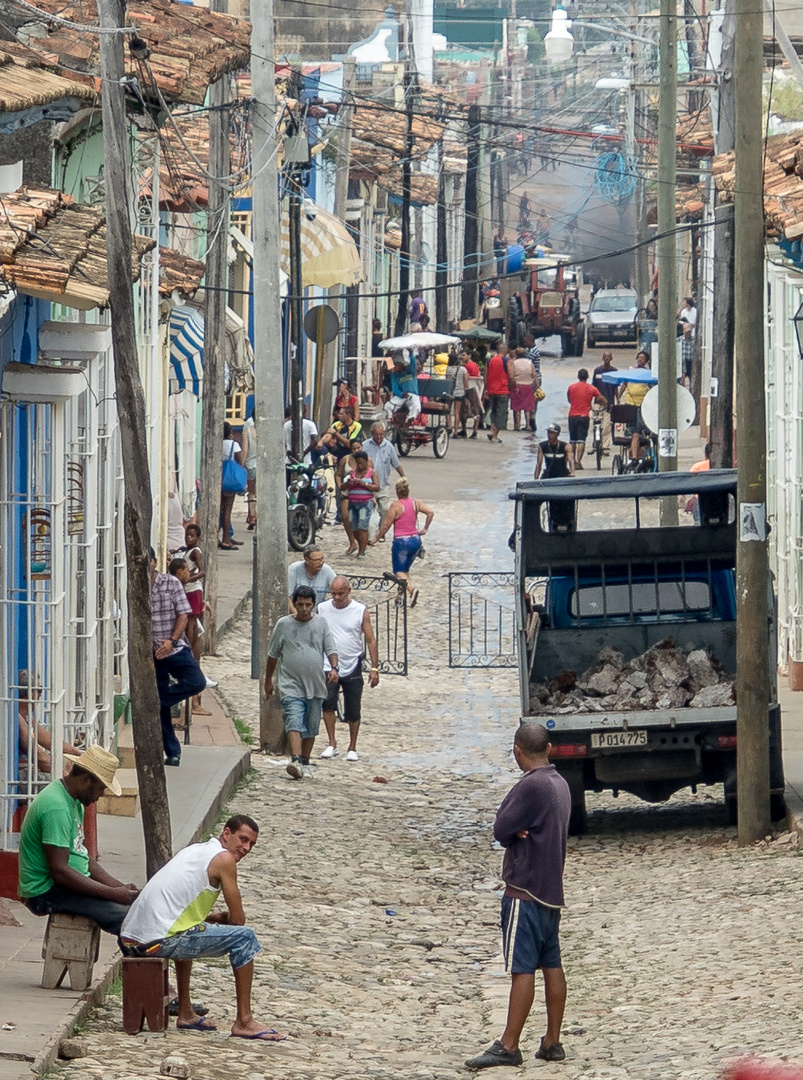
{"left": 230, "top": 1029, "right": 286, "bottom": 1042}
{"left": 177, "top": 1017, "right": 216, "bottom": 1032}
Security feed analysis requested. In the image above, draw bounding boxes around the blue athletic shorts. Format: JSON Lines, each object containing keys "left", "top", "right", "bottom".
{"left": 501, "top": 896, "right": 562, "bottom": 973}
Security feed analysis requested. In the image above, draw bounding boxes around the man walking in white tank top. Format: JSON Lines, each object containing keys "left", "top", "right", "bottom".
{"left": 318, "top": 576, "right": 380, "bottom": 761}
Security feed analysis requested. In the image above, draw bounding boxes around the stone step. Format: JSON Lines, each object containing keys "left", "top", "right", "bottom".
{"left": 97, "top": 768, "right": 139, "bottom": 818}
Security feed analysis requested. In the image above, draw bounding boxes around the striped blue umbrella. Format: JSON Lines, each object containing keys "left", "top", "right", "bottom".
{"left": 169, "top": 305, "right": 204, "bottom": 396}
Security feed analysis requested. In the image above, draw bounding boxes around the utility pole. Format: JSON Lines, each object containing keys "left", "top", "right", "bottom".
{"left": 394, "top": 45, "right": 414, "bottom": 335}
{"left": 98, "top": 0, "right": 171, "bottom": 876}
{"left": 436, "top": 134, "right": 448, "bottom": 333}
{"left": 734, "top": 0, "right": 770, "bottom": 842}
{"left": 657, "top": 0, "right": 678, "bottom": 520}
{"left": 199, "top": 0, "right": 230, "bottom": 655}
{"left": 461, "top": 102, "right": 481, "bottom": 321}
{"left": 710, "top": 9, "right": 735, "bottom": 469}
{"left": 251, "top": 0, "right": 291, "bottom": 751}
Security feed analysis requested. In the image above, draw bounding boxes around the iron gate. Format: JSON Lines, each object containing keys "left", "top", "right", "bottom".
{"left": 448, "top": 572, "right": 517, "bottom": 668}
{"left": 349, "top": 574, "right": 408, "bottom": 675}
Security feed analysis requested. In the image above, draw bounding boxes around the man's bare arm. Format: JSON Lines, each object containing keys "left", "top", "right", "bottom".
{"left": 45, "top": 846, "right": 138, "bottom": 903}
{"left": 209, "top": 852, "right": 245, "bottom": 925}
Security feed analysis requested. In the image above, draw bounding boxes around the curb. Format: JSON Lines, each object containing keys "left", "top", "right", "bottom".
{"left": 217, "top": 587, "right": 252, "bottom": 643}
{"left": 30, "top": 745, "right": 252, "bottom": 1078}
{"left": 785, "top": 785, "right": 803, "bottom": 840}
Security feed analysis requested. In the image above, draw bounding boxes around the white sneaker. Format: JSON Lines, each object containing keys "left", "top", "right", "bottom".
{"left": 345, "top": 750, "right": 359, "bottom": 762}
{"left": 205, "top": 677, "right": 218, "bottom": 689}
{"left": 319, "top": 745, "right": 339, "bottom": 759}
{"left": 301, "top": 764, "right": 314, "bottom": 779}
{"left": 286, "top": 759, "right": 303, "bottom": 780}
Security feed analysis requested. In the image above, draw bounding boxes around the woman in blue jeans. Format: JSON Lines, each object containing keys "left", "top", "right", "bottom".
{"left": 370, "top": 477, "right": 434, "bottom": 608}
{"left": 342, "top": 450, "right": 379, "bottom": 558}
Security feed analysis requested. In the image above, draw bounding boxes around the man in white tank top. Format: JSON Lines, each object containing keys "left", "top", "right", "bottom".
{"left": 317, "top": 576, "right": 380, "bottom": 761}
{"left": 120, "top": 815, "right": 286, "bottom": 1041}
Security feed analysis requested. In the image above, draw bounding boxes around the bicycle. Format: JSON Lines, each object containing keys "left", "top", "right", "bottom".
{"left": 590, "top": 401, "right": 606, "bottom": 471}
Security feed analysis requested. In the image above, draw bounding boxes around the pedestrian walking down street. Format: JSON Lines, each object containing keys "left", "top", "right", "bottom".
{"left": 370, "top": 478, "right": 434, "bottom": 608}
{"left": 151, "top": 549, "right": 207, "bottom": 767}
{"left": 287, "top": 546, "right": 336, "bottom": 612}
{"left": 465, "top": 722, "right": 571, "bottom": 1071}
{"left": 318, "top": 576, "right": 380, "bottom": 762}
{"left": 508, "top": 347, "right": 539, "bottom": 432}
{"left": 535, "top": 423, "right": 574, "bottom": 479}
{"left": 591, "top": 351, "right": 617, "bottom": 453}
{"left": 265, "top": 585, "right": 339, "bottom": 780}
{"left": 176, "top": 523, "right": 210, "bottom": 715}
{"left": 341, "top": 450, "right": 379, "bottom": 558}
{"left": 484, "top": 350, "right": 510, "bottom": 444}
{"left": 566, "top": 368, "right": 604, "bottom": 469}
{"left": 367, "top": 422, "right": 405, "bottom": 527}
{"left": 220, "top": 422, "right": 245, "bottom": 550}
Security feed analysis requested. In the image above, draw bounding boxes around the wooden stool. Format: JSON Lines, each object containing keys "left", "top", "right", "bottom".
{"left": 122, "top": 956, "right": 169, "bottom": 1034}
{"left": 41, "top": 912, "right": 101, "bottom": 991}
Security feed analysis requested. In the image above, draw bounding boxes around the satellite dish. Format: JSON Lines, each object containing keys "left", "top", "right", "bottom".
{"left": 640, "top": 383, "right": 696, "bottom": 436}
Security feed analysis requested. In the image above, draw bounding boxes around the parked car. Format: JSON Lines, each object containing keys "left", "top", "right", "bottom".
{"left": 586, "top": 288, "right": 638, "bottom": 347}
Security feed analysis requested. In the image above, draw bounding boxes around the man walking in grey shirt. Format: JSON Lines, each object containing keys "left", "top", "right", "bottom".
{"left": 368, "top": 422, "right": 405, "bottom": 529}
{"left": 265, "top": 585, "right": 339, "bottom": 779}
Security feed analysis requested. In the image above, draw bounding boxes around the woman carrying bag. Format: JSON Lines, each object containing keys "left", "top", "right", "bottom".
{"left": 220, "top": 421, "right": 247, "bottom": 549}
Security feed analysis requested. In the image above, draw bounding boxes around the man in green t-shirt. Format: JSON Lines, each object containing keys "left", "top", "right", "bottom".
{"left": 19, "top": 744, "right": 139, "bottom": 934}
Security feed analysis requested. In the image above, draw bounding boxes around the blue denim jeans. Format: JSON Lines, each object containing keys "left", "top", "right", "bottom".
{"left": 25, "top": 883, "right": 130, "bottom": 935}
{"left": 154, "top": 646, "right": 206, "bottom": 758}
{"left": 142, "top": 923, "right": 261, "bottom": 970}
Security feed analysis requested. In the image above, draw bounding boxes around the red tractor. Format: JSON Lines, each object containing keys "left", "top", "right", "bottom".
{"left": 503, "top": 259, "right": 585, "bottom": 357}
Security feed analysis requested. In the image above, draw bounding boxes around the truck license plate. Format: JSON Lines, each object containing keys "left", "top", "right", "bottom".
{"left": 590, "top": 730, "right": 648, "bottom": 749}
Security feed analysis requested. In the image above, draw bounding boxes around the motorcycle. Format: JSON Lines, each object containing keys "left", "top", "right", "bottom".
{"left": 286, "top": 460, "right": 332, "bottom": 551}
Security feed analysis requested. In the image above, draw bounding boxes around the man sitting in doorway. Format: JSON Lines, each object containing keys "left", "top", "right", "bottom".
{"left": 18, "top": 745, "right": 139, "bottom": 934}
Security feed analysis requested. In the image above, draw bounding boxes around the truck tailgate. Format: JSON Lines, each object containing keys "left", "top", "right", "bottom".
{"left": 541, "top": 706, "right": 737, "bottom": 733}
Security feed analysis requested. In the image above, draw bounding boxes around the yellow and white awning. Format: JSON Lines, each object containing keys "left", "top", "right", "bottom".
{"left": 280, "top": 199, "right": 363, "bottom": 289}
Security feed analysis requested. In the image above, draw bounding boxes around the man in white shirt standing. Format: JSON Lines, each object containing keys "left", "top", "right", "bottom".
{"left": 283, "top": 404, "right": 318, "bottom": 466}
{"left": 368, "top": 421, "right": 405, "bottom": 529}
{"left": 317, "top": 576, "right": 380, "bottom": 761}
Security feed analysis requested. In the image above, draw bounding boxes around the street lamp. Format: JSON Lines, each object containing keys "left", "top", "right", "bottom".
{"left": 543, "top": 7, "right": 656, "bottom": 63}
{"left": 543, "top": 6, "right": 574, "bottom": 64}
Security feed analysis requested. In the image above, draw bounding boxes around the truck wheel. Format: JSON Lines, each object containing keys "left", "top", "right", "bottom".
{"left": 559, "top": 764, "right": 588, "bottom": 835}
{"left": 561, "top": 333, "right": 574, "bottom": 358}
{"left": 574, "top": 325, "right": 585, "bottom": 357}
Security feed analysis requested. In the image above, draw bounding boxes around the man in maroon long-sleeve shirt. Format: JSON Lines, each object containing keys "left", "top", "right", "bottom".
{"left": 466, "top": 723, "right": 571, "bottom": 1071}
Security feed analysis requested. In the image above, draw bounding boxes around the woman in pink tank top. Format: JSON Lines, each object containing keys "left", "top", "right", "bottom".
{"left": 370, "top": 478, "right": 434, "bottom": 607}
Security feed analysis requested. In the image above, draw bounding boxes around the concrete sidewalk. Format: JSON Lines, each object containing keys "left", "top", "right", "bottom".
{"left": 0, "top": 692, "right": 250, "bottom": 1079}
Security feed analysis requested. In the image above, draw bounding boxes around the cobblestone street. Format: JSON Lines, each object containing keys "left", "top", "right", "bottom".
{"left": 51, "top": 433, "right": 803, "bottom": 1080}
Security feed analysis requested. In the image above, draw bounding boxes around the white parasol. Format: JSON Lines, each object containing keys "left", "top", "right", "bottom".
{"left": 379, "top": 332, "right": 460, "bottom": 350}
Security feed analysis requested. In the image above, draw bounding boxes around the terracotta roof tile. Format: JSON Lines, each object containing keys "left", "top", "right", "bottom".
{"left": 714, "top": 131, "right": 803, "bottom": 239}
{"left": 21, "top": 0, "right": 250, "bottom": 105}
{"left": 0, "top": 185, "right": 154, "bottom": 308}
{"left": 158, "top": 246, "right": 204, "bottom": 299}
{"left": 0, "top": 39, "right": 96, "bottom": 113}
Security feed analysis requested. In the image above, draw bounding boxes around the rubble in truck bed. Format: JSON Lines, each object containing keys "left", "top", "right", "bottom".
{"left": 529, "top": 638, "right": 736, "bottom": 715}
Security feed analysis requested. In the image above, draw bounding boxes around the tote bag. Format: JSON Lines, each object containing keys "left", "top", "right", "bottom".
{"left": 221, "top": 442, "right": 247, "bottom": 494}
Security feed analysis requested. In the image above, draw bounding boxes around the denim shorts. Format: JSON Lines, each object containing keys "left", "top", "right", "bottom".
{"left": 392, "top": 535, "right": 421, "bottom": 573}
{"left": 141, "top": 923, "right": 261, "bottom": 970}
{"left": 501, "top": 896, "right": 562, "bottom": 973}
{"left": 282, "top": 695, "right": 323, "bottom": 738}
{"left": 349, "top": 502, "right": 373, "bottom": 531}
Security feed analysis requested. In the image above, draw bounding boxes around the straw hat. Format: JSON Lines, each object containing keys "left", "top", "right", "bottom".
{"left": 64, "top": 744, "right": 122, "bottom": 796}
